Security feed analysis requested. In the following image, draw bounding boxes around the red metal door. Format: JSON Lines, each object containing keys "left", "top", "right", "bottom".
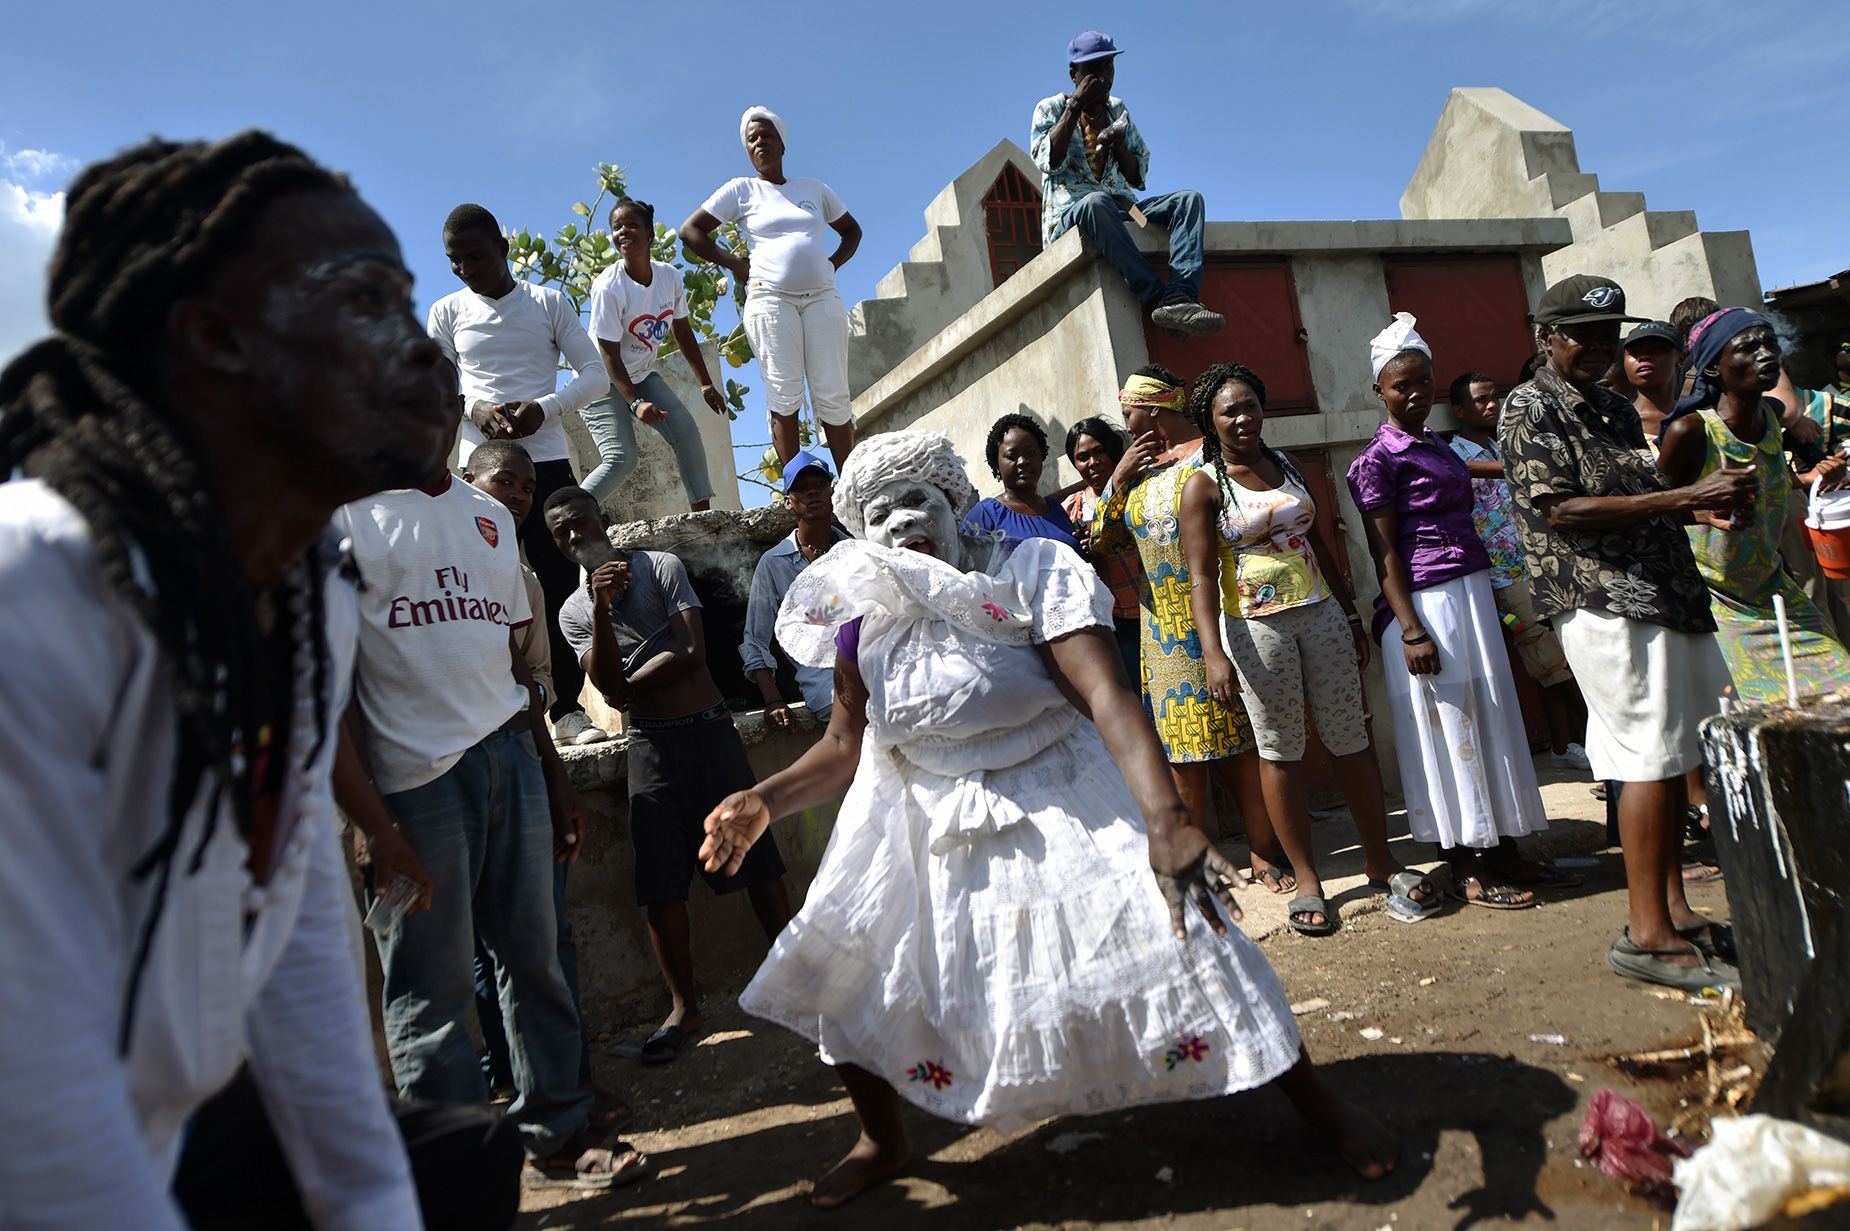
{"left": 1383, "top": 256, "right": 1535, "bottom": 393}
{"left": 1143, "top": 259, "right": 1317, "bottom": 413}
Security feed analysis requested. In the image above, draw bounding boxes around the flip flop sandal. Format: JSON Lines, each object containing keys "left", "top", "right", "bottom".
{"left": 1366, "top": 870, "right": 1444, "bottom": 921}
{"left": 1681, "top": 860, "right": 1724, "bottom": 884}
{"left": 1286, "top": 894, "right": 1340, "bottom": 937}
{"left": 1252, "top": 866, "right": 1295, "bottom": 894}
{"left": 1678, "top": 920, "right": 1737, "bottom": 964}
{"left": 523, "top": 1136, "right": 651, "bottom": 1192}
{"left": 638, "top": 1024, "right": 693, "bottom": 1065}
{"left": 1450, "top": 877, "right": 1536, "bottom": 910}
{"left": 1607, "top": 929, "right": 1739, "bottom": 994}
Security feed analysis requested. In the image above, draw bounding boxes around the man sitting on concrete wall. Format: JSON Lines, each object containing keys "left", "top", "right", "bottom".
{"left": 742, "top": 449, "right": 849, "bottom": 732}
{"left": 1029, "top": 30, "right": 1225, "bottom": 339}
{"left": 545, "top": 487, "right": 793, "bottom": 1065}
{"left": 336, "top": 467, "right": 644, "bottom": 1190}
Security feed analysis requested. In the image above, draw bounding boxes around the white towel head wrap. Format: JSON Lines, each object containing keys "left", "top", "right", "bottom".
{"left": 740, "top": 106, "right": 788, "bottom": 153}
{"left": 1369, "top": 311, "right": 1432, "bottom": 382}
{"left": 833, "top": 430, "right": 979, "bottom": 538}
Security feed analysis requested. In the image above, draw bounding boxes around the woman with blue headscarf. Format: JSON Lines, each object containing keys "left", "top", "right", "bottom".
{"left": 1658, "top": 308, "right": 1850, "bottom": 701}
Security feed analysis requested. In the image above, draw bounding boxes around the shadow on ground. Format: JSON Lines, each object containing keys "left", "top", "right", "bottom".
{"left": 520, "top": 1051, "right": 1575, "bottom": 1231}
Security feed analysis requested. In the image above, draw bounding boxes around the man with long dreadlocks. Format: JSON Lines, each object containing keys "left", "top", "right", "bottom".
{"left": 0, "top": 133, "right": 507, "bottom": 1228}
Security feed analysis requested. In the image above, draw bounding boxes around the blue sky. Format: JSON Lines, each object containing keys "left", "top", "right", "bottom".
{"left": 3, "top": 0, "right": 1843, "bottom": 498}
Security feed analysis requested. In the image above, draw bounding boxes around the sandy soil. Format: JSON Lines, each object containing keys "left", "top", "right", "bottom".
{"left": 517, "top": 761, "right": 1747, "bottom": 1230}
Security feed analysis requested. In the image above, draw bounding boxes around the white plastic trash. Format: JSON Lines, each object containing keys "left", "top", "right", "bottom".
{"left": 1671, "top": 1114, "right": 1850, "bottom": 1231}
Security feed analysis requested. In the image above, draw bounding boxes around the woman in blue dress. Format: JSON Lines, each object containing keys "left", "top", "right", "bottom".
{"left": 962, "top": 412, "right": 1081, "bottom": 551}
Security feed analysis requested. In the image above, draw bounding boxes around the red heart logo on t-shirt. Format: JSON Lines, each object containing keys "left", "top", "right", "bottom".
{"left": 628, "top": 310, "right": 673, "bottom": 350}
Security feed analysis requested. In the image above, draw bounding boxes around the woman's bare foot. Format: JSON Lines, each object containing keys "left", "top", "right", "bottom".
{"left": 1275, "top": 1054, "right": 1399, "bottom": 1180}
{"left": 810, "top": 1132, "right": 911, "bottom": 1208}
{"left": 1326, "top": 1099, "right": 1400, "bottom": 1180}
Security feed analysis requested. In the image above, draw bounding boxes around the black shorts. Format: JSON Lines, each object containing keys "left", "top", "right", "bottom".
{"left": 627, "top": 707, "right": 785, "bottom": 906}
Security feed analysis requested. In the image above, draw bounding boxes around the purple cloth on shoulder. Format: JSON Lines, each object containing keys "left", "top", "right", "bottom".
{"left": 1346, "top": 421, "right": 1492, "bottom": 641}
{"left": 960, "top": 497, "right": 1079, "bottom": 551}
{"left": 834, "top": 616, "right": 862, "bottom": 664}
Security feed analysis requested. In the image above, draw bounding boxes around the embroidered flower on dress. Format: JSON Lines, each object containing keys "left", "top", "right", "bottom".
{"left": 1161, "top": 1035, "right": 1211, "bottom": 1071}
{"left": 906, "top": 1060, "right": 953, "bottom": 1089}
{"left": 981, "top": 600, "right": 1010, "bottom": 622}
{"left": 803, "top": 595, "right": 848, "bottom": 625}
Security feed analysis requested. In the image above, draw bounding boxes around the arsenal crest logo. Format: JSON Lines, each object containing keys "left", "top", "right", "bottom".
{"left": 475, "top": 516, "right": 499, "bottom": 547}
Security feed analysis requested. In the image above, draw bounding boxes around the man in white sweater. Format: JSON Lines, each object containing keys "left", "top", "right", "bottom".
{"left": 429, "top": 203, "right": 612, "bottom": 747}
{"left": 0, "top": 133, "right": 514, "bottom": 1229}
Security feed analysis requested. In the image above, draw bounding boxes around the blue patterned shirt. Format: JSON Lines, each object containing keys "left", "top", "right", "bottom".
{"left": 1029, "top": 92, "right": 1151, "bottom": 247}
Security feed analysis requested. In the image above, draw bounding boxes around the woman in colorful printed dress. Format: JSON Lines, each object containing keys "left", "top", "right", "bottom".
{"left": 697, "top": 430, "right": 1397, "bottom": 1207}
{"left": 1657, "top": 309, "right": 1850, "bottom": 700}
{"left": 1181, "top": 362, "right": 1444, "bottom": 936}
{"left": 1346, "top": 314, "right": 1557, "bottom": 910}
{"left": 1088, "top": 366, "right": 1285, "bottom": 888}
{"left": 1062, "top": 416, "right": 1145, "bottom": 682}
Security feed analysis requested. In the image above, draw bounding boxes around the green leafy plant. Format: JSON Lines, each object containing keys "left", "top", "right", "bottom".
{"left": 504, "top": 163, "right": 753, "bottom": 417}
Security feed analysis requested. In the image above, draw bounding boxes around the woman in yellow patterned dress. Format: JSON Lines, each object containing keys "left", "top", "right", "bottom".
{"left": 1091, "top": 366, "right": 1285, "bottom": 887}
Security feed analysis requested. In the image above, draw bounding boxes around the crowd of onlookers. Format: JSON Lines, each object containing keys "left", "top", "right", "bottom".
{"left": 7, "top": 25, "right": 1848, "bottom": 1228}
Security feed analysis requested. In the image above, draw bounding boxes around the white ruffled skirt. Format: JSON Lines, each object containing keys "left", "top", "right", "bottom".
{"left": 1380, "top": 571, "right": 1549, "bottom": 849}
{"left": 739, "top": 720, "right": 1302, "bottom": 1136}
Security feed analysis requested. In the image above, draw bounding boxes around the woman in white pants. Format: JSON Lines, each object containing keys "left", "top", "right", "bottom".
{"left": 681, "top": 106, "right": 862, "bottom": 473}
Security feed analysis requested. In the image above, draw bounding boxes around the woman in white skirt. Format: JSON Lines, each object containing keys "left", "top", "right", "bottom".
{"left": 679, "top": 106, "right": 860, "bottom": 472}
{"left": 1345, "top": 314, "right": 1560, "bottom": 908}
{"left": 699, "top": 430, "right": 1397, "bottom": 1207}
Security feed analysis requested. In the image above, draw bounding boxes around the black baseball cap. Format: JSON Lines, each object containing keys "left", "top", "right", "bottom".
{"left": 1623, "top": 321, "right": 1681, "bottom": 350}
{"left": 1534, "top": 274, "right": 1651, "bottom": 327}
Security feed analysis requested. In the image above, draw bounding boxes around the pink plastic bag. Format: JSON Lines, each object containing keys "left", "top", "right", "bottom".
{"left": 1579, "top": 1089, "right": 1692, "bottom": 1203}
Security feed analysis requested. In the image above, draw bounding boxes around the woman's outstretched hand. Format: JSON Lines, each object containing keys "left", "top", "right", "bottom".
{"left": 700, "top": 789, "right": 774, "bottom": 875}
{"left": 1148, "top": 824, "right": 1246, "bottom": 940}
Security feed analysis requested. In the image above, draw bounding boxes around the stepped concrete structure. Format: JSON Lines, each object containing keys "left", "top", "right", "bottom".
{"left": 1400, "top": 88, "right": 1762, "bottom": 320}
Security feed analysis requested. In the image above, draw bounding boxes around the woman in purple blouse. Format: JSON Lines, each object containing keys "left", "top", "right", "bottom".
{"left": 1346, "top": 314, "right": 1561, "bottom": 909}
{"left": 961, "top": 413, "right": 1081, "bottom": 553}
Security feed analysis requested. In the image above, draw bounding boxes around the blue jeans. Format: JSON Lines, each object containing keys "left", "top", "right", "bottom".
{"left": 475, "top": 862, "right": 591, "bottom": 1089}
{"left": 580, "top": 370, "right": 715, "bottom": 506}
{"left": 374, "top": 727, "right": 591, "bottom": 1158}
{"left": 1058, "top": 189, "right": 1206, "bottom": 308}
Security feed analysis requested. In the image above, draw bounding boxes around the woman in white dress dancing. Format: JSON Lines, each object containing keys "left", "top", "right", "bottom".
{"left": 699, "top": 430, "right": 1396, "bottom": 1206}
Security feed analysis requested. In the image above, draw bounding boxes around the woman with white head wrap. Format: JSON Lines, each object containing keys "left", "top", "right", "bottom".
{"left": 698, "top": 429, "right": 1399, "bottom": 1207}
{"left": 1346, "top": 314, "right": 1559, "bottom": 911}
{"left": 679, "top": 107, "right": 863, "bottom": 475}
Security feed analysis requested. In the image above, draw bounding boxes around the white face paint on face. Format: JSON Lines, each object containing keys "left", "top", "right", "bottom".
{"left": 861, "top": 479, "right": 963, "bottom": 568}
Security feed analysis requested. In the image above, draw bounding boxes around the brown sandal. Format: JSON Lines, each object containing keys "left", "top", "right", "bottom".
{"left": 1450, "top": 876, "right": 1536, "bottom": 910}
{"left": 523, "top": 1129, "right": 650, "bottom": 1192}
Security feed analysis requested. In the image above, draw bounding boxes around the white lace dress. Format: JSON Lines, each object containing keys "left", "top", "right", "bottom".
{"left": 739, "top": 538, "right": 1301, "bottom": 1135}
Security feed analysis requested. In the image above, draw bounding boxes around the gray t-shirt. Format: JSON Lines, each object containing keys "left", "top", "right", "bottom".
{"left": 558, "top": 550, "right": 700, "bottom": 672}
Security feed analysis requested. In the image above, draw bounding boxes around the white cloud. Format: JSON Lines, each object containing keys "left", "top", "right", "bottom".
{"left": 0, "top": 147, "right": 65, "bottom": 365}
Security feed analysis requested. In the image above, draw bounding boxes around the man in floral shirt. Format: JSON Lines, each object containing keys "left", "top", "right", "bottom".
{"left": 1499, "top": 274, "right": 1754, "bottom": 995}
{"left": 1029, "top": 30, "right": 1223, "bottom": 338}
{"left": 1446, "top": 372, "right": 1589, "bottom": 770}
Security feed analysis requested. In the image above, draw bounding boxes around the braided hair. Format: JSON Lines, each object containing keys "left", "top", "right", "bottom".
{"left": 0, "top": 132, "right": 353, "bottom": 1051}
{"left": 1189, "top": 361, "right": 1276, "bottom": 508}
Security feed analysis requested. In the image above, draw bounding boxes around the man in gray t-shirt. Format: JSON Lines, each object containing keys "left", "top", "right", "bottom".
{"left": 543, "top": 487, "right": 789, "bottom": 1066}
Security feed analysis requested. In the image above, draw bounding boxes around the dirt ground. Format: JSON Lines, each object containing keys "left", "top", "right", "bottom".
{"left": 517, "top": 762, "right": 1751, "bottom": 1230}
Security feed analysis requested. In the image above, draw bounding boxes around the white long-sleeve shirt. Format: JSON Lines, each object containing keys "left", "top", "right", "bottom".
{"left": 0, "top": 481, "right": 420, "bottom": 1231}
{"left": 427, "top": 281, "right": 609, "bottom": 466}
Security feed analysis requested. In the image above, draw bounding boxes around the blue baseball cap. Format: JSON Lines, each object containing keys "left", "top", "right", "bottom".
{"left": 1067, "top": 30, "right": 1122, "bottom": 65}
{"left": 781, "top": 448, "right": 833, "bottom": 493}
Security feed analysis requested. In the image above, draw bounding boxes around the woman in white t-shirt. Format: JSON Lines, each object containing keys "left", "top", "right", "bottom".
{"left": 584, "top": 197, "right": 725, "bottom": 511}
{"left": 680, "top": 106, "right": 862, "bottom": 473}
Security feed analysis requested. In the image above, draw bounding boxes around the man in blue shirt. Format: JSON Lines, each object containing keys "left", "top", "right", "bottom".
{"left": 1029, "top": 30, "right": 1224, "bottom": 338}
{"left": 742, "top": 449, "right": 849, "bottom": 730}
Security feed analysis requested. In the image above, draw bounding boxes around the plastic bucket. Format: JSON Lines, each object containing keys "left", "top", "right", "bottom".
{"left": 1804, "top": 483, "right": 1850, "bottom": 581}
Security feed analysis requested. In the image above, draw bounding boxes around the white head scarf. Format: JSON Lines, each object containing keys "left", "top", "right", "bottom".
{"left": 739, "top": 106, "right": 788, "bottom": 153}
{"left": 833, "top": 430, "right": 979, "bottom": 538}
{"left": 1369, "top": 311, "right": 1432, "bottom": 382}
